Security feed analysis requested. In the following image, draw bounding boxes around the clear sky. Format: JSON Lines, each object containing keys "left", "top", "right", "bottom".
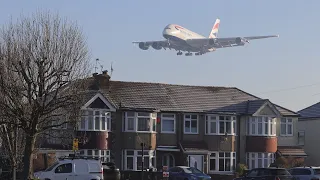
{"left": 1, "top": 0, "right": 319, "bottom": 112}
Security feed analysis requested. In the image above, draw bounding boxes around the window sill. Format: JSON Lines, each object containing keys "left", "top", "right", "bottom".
{"left": 205, "top": 134, "right": 237, "bottom": 136}
{"left": 184, "top": 132, "right": 199, "bottom": 135}
{"left": 161, "top": 131, "right": 176, "bottom": 134}
{"left": 123, "top": 131, "right": 157, "bottom": 134}
{"left": 246, "top": 134, "right": 277, "bottom": 137}
{"left": 279, "top": 134, "right": 294, "bottom": 137}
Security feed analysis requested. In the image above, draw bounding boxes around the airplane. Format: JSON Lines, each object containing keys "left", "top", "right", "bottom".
{"left": 132, "top": 18, "right": 279, "bottom": 56}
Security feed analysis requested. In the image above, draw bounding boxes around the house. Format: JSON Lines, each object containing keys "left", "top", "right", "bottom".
{"left": 297, "top": 102, "right": 320, "bottom": 166}
{"left": 38, "top": 70, "right": 305, "bottom": 174}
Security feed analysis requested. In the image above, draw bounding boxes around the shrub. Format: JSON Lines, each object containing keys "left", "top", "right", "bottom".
{"left": 236, "top": 163, "right": 248, "bottom": 176}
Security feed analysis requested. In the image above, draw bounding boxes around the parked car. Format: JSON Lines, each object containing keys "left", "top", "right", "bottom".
{"left": 102, "top": 162, "right": 120, "bottom": 180}
{"left": 233, "top": 167, "right": 294, "bottom": 180}
{"left": 288, "top": 166, "right": 320, "bottom": 180}
{"left": 33, "top": 155, "right": 104, "bottom": 180}
{"left": 167, "top": 166, "right": 211, "bottom": 180}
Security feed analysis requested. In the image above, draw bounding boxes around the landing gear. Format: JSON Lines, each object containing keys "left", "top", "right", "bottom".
{"left": 177, "top": 51, "right": 183, "bottom": 55}
{"left": 185, "top": 52, "right": 192, "bottom": 56}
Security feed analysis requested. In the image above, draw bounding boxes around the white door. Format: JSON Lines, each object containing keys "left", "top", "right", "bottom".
{"left": 188, "top": 155, "right": 203, "bottom": 171}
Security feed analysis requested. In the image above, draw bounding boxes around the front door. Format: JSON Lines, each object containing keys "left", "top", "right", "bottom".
{"left": 188, "top": 155, "right": 203, "bottom": 171}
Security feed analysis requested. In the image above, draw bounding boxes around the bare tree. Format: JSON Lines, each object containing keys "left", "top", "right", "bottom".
{"left": 0, "top": 11, "right": 91, "bottom": 179}
{"left": 0, "top": 124, "right": 25, "bottom": 180}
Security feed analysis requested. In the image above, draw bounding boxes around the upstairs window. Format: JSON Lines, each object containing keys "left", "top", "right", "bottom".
{"left": 124, "top": 112, "right": 157, "bottom": 132}
{"left": 161, "top": 113, "right": 176, "bottom": 133}
{"left": 205, "top": 115, "right": 236, "bottom": 135}
{"left": 247, "top": 116, "right": 276, "bottom": 136}
{"left": 280, "top": 118, "right": 293, "bottom": 136}
{"left": 79, "top": 110, "right": 111, "bottom": 131}
{"left": 184, "top": 114, "right": 198, "bottom": 134}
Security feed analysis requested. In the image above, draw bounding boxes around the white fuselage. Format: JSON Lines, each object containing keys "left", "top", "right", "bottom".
{"left": 162, "top": 24, "right": 210, "bottom": 52}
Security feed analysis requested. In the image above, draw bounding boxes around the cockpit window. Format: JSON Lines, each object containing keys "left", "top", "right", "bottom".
{"left": 165, "top": 27, "right": 171, "bottom": 30}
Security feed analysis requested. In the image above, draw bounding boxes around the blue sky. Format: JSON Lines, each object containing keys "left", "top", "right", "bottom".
{"left": 1, "top": 0, "right": 320, "bottom": 111}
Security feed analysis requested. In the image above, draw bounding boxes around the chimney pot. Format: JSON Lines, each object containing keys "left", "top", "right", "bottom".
{"left": 102, "top": 70, "right": 108, "bottom": 75}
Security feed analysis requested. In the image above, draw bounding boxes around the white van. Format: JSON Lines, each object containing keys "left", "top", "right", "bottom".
{"left": 34, "top": 156, "right": 104, "bottom": 180}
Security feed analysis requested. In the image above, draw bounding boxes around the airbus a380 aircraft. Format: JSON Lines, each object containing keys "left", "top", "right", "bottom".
{"left": 133, "top": 19, "right": 279, "bottom": 56}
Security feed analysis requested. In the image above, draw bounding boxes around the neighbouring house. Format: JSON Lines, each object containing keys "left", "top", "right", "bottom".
{"left": 36, "top": 70, "right": 306, "bottom": 175}
{"left": 297, "top": 102, "right": 320, "bottom": 166}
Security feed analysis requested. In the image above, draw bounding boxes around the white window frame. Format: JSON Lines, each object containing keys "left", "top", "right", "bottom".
{"left": 246, "top": 152, "right": 275, "bottom": 169}
{"left": 79, "top": 149, "right": 110, "bottom": 162}
{"left": 184, "top": 114, "right": 199, "bottom": 134}
{"left": 161, "top": 113, "right": 176, "bottom": 134}
{"left": 78, "top": 109, "right": 111, "bottom": 131}
{"left": 205, "top": 114, "right": 237, "bottom": 135}
{"left": 209, "top": 152, "right": 236, "bottom": 173}
{"left": 280, "top": 118, "right": 293, "bottom": 136}
{"left": 247, "top": 116, "right": 276, "bottom": 136}
{"left": 123, "top": 150, "right": 156, "bottom": 171}
{"left": 123, "top": 112, "right": 157, "bottom": 133}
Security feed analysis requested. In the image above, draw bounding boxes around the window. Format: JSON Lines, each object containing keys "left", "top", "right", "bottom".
{"left": 55, "top": 163, "right": 72, "bottom": 173}
{"left": 123, "top": 112, "right": 157, "bottom": 132}
{"left": 247, "top": 117, "right": 276, "bottom": 136}
{"left": 298, "top": 131, "right": 305, "bottom": 145}
{"left": 247, "top": 152, "right": 275, "bottom": 169}
{"left": 209, "top": 152, "right": 236, "bottom": 173}
{"left": 123, "top": 150, "right": 156, "bottom": 171}
{"left": 184, "top": 114, "right": 198, "bottom": 134}
{"left": 280, "top": 118, "right": 293, "bottom": 136}
{"left": 79, "top": 149, "right": 110, "bottom": 162}
{"left": 205, "top": 115, "right": 237, "bottom": 135}
{"left": 79, "top": 110, "right": 111, "bottom": 131}
{"left": 161, "top": 114, "right": 176, "bottom": 133}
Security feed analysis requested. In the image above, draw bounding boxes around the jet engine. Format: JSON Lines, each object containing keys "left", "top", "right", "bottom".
{"left": 151, "top": 42, "right": 162, "bottom": 50}
{"left": 235, "top": 37, "right": 246, "bottom": 45}
{"left": 139, "top": 42, "right": 149, "bottom": 50}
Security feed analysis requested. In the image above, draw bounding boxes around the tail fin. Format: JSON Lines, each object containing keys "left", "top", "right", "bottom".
{"left": 209, "top": 18, "right": 220, "bottom": 38}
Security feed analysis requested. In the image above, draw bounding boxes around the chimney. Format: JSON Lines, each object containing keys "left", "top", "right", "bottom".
{"left": 92, "top": 70, "right": 110, "bottom": 89}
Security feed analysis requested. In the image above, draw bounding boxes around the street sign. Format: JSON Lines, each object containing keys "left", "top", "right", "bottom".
{"left": 163, "top": 172, "right": 169, "bottom": 177}
{"left": 72, "top": 138, "right": 78, "bottom": 151}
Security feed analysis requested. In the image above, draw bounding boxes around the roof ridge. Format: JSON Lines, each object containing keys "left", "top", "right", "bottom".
{"left": 110, "top": 80, "right": 235, "bottom": 89}
{"left": 298, "top": 101, "right": 320, "bottom": 113}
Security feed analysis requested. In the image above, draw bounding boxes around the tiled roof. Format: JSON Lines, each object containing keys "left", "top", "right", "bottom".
{"left": 85, "top": 78, "right": 298, "bottom": 116}
{"left": 298, "top": 102, "right": 320, "bottom": 118}
{"left": 180, "top": 141, "right": 208, "bottom": 152}
{"left": 277, "top": 146, "right": 307, "bottom": 157}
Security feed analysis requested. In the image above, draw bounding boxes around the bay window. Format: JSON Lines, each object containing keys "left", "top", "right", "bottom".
{"left": 79, "top": 110, "right": 111, "bottom": 131}
{"left": 280, "top": 118, "right": 293, "bottom": 136}
{"left": 161, "top": 113, "right": 176, "bottom": 133}
{"left": 205, "top": 115, "right": 237, "bottom": 135}
{"left": 247, "top": 152, "right": 275, "bottom": 169}
{"left": 124, "top": 112, "right": 157, "bottom": 132}
{"left": 79, "top": 149, "right": 110, "bottom": 162}
{"left": 247, "top": 116, "right": 276, "bottom": 136}
{"left": 209, "top": 152, "right": 236, "bottom": 173}
{"left": 184, "top": 114, "right": 198, "bottom": 134}
{"left": 123, "top": 150, "right": 156, "bottom": 171}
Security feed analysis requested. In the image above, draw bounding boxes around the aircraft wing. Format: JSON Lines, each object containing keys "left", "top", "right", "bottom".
{"left": 185, "top": 35, "right": 279, "bottom": 49}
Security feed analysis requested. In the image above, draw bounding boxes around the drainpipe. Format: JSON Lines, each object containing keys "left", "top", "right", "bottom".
{"left": 237, "top": 115, "right": 241, "bottom": 165}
